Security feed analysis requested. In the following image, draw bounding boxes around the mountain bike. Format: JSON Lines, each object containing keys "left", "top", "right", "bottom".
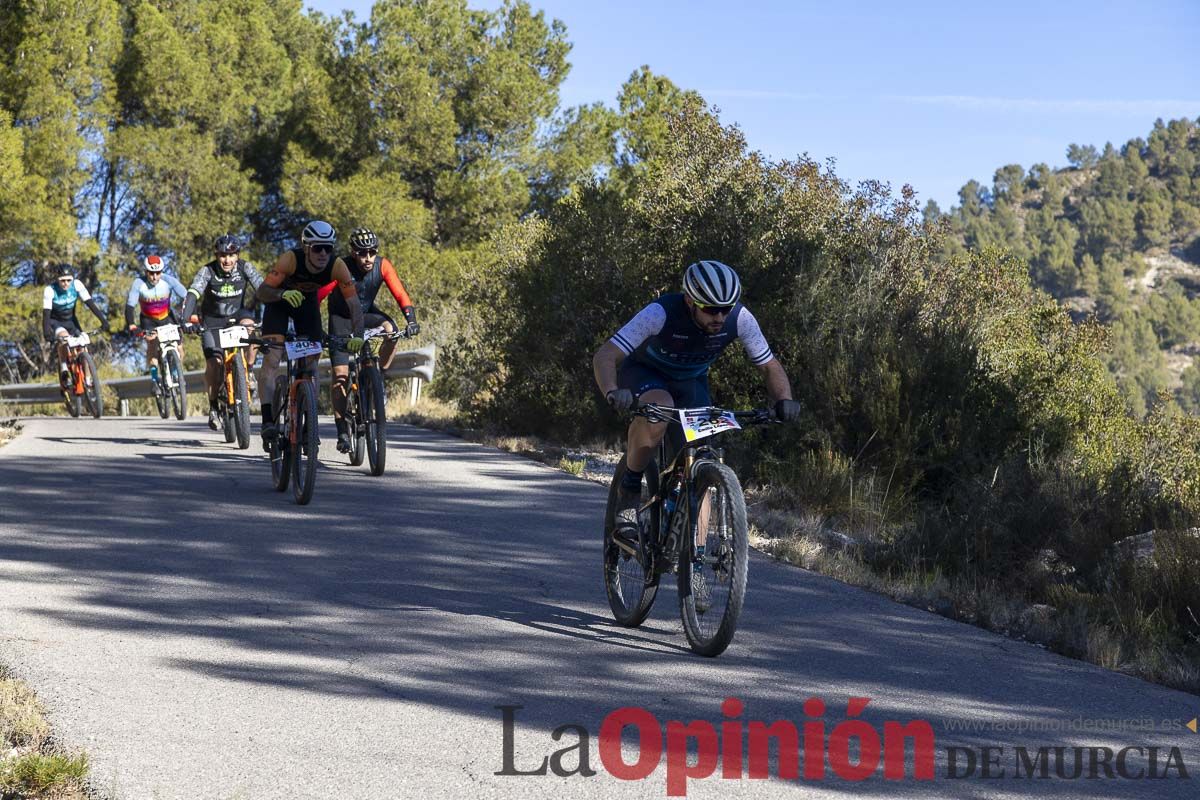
{"left": 58, "top": 330, "right": 102, "bottom": 419}
{"left": 134, "top": 323, "right": 187, "bottom": 420}
{"left": 260, "top": 335, "right": 322, "bottom": 505}
{"left": 195, "top": 320, "right": 256, "bottom": 449}
{"left": 604, "top": 403, "right": 775, "bottom": 657}
{"left": 329, "top": 327, "right": 410, "bottom": 475}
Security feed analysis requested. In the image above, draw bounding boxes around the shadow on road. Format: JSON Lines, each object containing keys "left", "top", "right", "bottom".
{"left": 1, "top": 419, "right": 1195, "bottom": 797}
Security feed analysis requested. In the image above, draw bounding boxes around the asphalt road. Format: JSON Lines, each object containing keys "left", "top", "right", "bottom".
{"left": 0, "top": 417, "right": 1196, "bottom": 800}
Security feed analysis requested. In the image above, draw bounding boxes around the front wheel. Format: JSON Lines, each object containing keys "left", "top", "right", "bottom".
{"left": 165, "top": 347, "right": 187, "bottom": 420}
{"left": 677, "top": 461, "right": 749, "bottom": 657}
{"left": 79, "top": 352, "right": 102, "bottom": 418}
{"left": 231, "top": 353, "right": 251, "bottom": 450}
{"left": 346, "top": 372, "right": 365, "bottom": 467}
{"left": 363, "top": 366, "right": 387, "bottom": 476}
{"left": 602, "top": 456, "right": 660, "bottom": 627}
{"left": 64, "top": 374, "right": 81, "bottom": 418}
{"left": 269, "top": 376, "right": 291, "bottom": 493}
{"left": 290, "top": 379, "right": 319, "bottom": 505}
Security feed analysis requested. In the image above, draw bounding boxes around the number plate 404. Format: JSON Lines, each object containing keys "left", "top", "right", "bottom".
{"left": 285, "top": 339, "right": 323, "bottom": 360}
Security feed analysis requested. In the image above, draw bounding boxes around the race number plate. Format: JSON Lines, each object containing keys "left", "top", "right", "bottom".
{"left": 65, "top": 333, "right": 90, "bottom": 348}
{"left": 364, "top": 325, "right": 387, "bottom": 340}
{"left": 217, "top": 325, "right": 249, "bottom": 349}
{"left": 156, "top": 324, "right": 181, "bottom": 343}
{"left": 285, "top": 339, "right": 323, "bottom": 360}
{"left": 678, "top": 407, "right": 741, "bottom": 442}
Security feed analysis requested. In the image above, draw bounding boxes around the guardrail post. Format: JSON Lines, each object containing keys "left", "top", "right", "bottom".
{"left": 409, "top": 377, "right": 422, "bottom": 405}
{"left": 120, "top": 398, "right": 129, "bottom": 417}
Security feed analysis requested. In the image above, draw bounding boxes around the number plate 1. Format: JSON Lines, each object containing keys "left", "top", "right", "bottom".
{"left": 217, "top": 325, "right": 248, "bottom": 349}
{"left": 156, "top": 324, "right": 181, "bottom": 343}
{"left": 285, "top": 339, "right": 323, "bottom": 360}
{"left": 678, "top": 407, "right": 741, "bottom": 442}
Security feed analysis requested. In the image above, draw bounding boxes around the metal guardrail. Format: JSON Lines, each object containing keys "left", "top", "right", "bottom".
{"left": 0, "top": 345, "right": 436, "bottom": 414}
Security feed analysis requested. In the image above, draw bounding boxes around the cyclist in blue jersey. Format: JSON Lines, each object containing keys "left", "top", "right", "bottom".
{"left": 593, "top": 260, "right": 801, "bottom": 532}
{"left": 125, "top": 255, "right": 188, "bottom": 385}
{"left": 43, "top": 264, "right": 109, "bottom": 384}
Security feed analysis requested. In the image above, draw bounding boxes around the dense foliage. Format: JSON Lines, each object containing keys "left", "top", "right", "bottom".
{"left": 933, "top": 118, "right": 1200, "bottom": 416}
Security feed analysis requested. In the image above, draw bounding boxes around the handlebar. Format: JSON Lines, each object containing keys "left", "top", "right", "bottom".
{"left": 631, "top": 403, "right": 776, "bottom": 426}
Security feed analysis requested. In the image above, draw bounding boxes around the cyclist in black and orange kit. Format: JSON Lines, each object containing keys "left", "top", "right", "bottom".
{"left": 316, "top": 227, "right": 420, "bottom": 453}
{"left": 255, "top": 220, "right": 364, "bottom": 450}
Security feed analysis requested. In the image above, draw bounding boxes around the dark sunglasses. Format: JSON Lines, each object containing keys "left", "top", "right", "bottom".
{"left": 354, "top": 248, "right": 378, "bottom": 258}
{"left": 308, "top": 244, "right": 334, "bottom": 254}
{"left": 696, "top": 303, "right": 733, "bottom": 316}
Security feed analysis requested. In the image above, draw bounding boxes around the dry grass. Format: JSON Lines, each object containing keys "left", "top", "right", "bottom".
{"left": 0, "top": 671, "right": 89, "bottom": 799}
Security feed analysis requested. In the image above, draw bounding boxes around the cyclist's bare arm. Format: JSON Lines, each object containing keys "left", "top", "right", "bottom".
{"left": 757, "top": 357, "right": 794, "bottom": 403}
{"left": 592, "top": 341, "right": 626, "bottom": 396}
{"left": 256, "top": 251, "right": 296, "bottom": 307}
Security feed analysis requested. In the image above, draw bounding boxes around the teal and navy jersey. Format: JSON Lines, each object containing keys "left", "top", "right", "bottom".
{"left": 609, "top": 293, "right": 773, "bottom": 380}
{"left": 126, "top": 275, "right": 186, "bottom": 321}
{"left": 43, "top": 279, "right": 92, "bottom": 322}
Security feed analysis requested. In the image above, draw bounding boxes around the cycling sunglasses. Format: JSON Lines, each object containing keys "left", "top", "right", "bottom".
{"left": 308, "top": 244, "right": 334, "bottom": 254}
{"left": 354, "top": 248, "right": 378, "bottom": 257}
{"left": 695, "top": 303, "right": 734, "bottom": 316}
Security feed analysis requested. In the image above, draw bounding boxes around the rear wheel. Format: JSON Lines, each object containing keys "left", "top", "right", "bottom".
{"left": 231, "top": 353, "right": 251, "bottom": 450}
{"left": 80, "top": 352, "right": 102, "bottom": 418}
{"left": 63, "top": 368, "right": 81, "bottom": 418}
{"left": 602, "top": 456, "right": 660, "bottom": 627}
{"left": 677, "top": 461, "right": 749, "bottom": 657}
{"left": 269, "top": 376, "right": 290, "bottom": 492}
{"left": 291, "top": 379, "right": 319, "bottom": 505}
{"left": 363, "top": 366, "right": 387, "bottom": 476}
{"left": 154, "top": 372, "right": 169, "bottom": 418}
{"left": 165, "top": 348, "right": 186, "bottom": 420}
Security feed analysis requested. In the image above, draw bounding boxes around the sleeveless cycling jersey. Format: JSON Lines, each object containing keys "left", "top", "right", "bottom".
{"left": 126, "top": 275, "right": 185, "bottom": 321}
{"left": 43, "top": 280, "right": 91, "bottom": 322}
{"left": 327, "top": 256, "right": 413, "bottom": 318}
{"left": 610, "top": 293, "right": 773, "bottom": 380}
{"left": 283, "top": 248, "right": 337, "bottom": 294}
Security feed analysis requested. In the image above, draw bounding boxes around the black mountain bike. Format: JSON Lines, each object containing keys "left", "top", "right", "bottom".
{"left": 330, "top": 327, "right": 409, "bottom": 476}
{"left": 604, "top": 403, "right": 775, "bottom": 657}
{"left": 259, "top": 334, "right": 322, "bottom": 505}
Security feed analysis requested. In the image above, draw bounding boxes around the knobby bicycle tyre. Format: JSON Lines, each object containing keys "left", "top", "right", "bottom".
{"left": 347, "top": 370, "right": 365, "bottom": 466}
{"left": 269, "top": 376, "right": 290, "bottom": 492}
{"left": 222, "top": 400, "right": 236, "bottom": 442}
{"left": 232, "top": 353, "right": 251, "bottom": 450}
{"left": 155, "top": 374, "right": 169, "bottom": 419}
{"left": 80, "top": 352, "right": 102, "bottom": 418}
{"left": 364, "top": 366, "right": 387, "bottom": 476}
{"left": 677, "top": 461, "right": 749, "bottom": 657}
{"left": 166, "top": 348, "right": 187, "bottom": 420}
{"left": 291, "top": 379, "right": 319, "bottom": 505}
{"left": 602, "top": 456, "right": 661, "bottom": 627}
{"left": 64, "top": 371, "right": 81, "bottom": 418}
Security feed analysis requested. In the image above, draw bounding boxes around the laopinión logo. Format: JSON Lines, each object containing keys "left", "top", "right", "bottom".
{"left": 495, "top": 698, "right": 1193, "bottom": 797}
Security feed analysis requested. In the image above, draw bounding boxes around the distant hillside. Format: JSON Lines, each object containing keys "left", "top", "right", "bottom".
{"left": 931, "top": 117, "right": 1200, "bottom": 416}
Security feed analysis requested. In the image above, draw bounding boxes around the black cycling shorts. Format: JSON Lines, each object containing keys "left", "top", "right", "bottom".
{"left": 51, "top": 316, "right": 82, "bottom": 337}
{"left": 139, "top": 313, "right": 179, "bottom": 332}
{"left": 261, "top": 295, "right": 323, "bottom": 342}
{"left": 328, "top": 311, "right": 395, "bottom": 367}
{"left": 201, "top": 310, "right": 256, "bottom": 358}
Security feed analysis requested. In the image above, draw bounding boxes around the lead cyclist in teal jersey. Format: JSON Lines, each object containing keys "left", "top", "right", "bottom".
{"left": 592, "top": 260, "right": 801, "bottom": 534}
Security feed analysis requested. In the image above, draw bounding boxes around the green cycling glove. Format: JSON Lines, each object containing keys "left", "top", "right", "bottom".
{"left": 282, "top": 289, "right": 304, "bottom": 308}
{"left": 346, "top": 336, "right": 365, "bottom": 354}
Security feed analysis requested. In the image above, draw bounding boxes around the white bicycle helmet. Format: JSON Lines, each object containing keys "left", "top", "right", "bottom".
{"left": 143, "top": 254, "right": 165, "bottom": 273}
{"left": 301, "top": 220, "right": 336, "bottom": 246}
{"left": 683, "top": 260, "right": 741, "bottom": 306}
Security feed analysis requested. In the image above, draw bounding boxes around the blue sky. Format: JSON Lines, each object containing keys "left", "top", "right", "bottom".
{"left": 306, "top": 0, "right": 1200, "bottom": 210}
